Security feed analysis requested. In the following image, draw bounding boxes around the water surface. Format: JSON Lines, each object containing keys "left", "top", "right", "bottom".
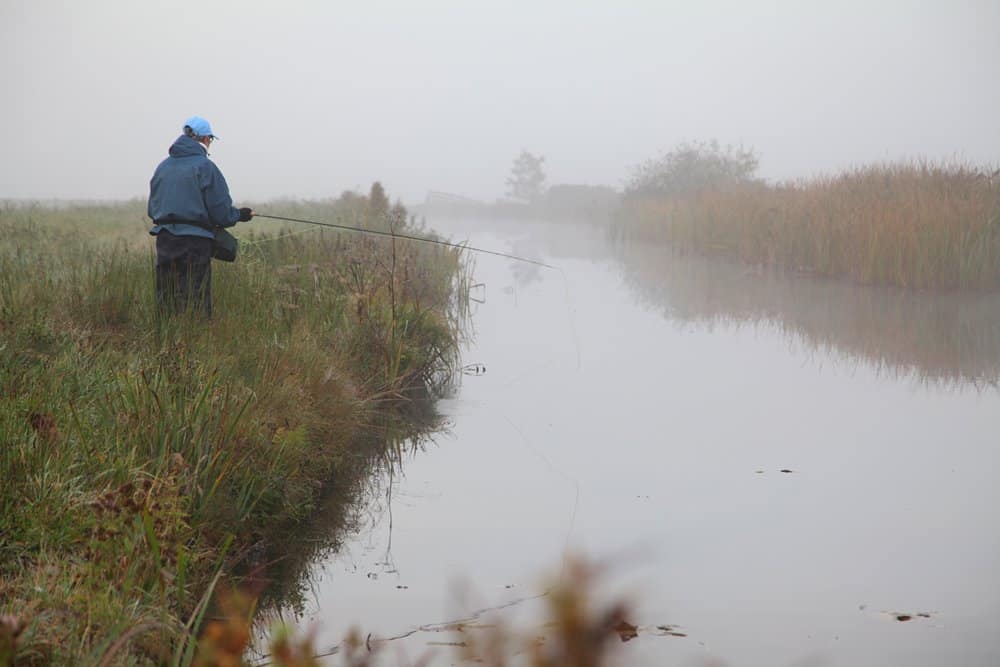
{"left": 265, "top": 220, "right": 1000, "bottom": 667}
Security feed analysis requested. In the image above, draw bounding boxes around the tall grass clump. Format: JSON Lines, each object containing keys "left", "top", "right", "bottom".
{"left": 0, "top": 187, "right": 465, "bottom": 664}
{"left": 618, "top": 143, "right": 1000, "bottom": 291}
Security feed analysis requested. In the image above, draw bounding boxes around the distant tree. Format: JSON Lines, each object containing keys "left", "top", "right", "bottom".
{"left": 389, "top": 201, "right": 407, "bottom": 231}
{"left": 368, "top": 181, "right": 389, "bottom": 224}
{"left": 505, "top": 150, "right": 547, "bottom": 202}
{"left": 626, "top": 140, "right": 759, "bottom": 197}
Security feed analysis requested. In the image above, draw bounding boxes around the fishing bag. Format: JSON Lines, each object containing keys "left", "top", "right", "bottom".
{"left": 211, "top": 227, "right": 238, "bottom": 262}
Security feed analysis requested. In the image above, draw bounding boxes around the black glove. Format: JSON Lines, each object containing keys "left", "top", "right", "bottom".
{"left": 238, "top": 207, "right": 254, "bottom": 222}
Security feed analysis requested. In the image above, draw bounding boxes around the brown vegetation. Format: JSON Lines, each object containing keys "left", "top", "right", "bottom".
{"left": 620, "top": 161, "right": 1000, "bottom": 291}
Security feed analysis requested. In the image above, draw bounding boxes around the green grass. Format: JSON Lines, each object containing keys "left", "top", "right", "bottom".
{"left": 0, "top": 193, "right": 465, "bottom": 664}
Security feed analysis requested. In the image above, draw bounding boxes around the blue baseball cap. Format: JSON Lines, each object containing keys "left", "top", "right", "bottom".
{"left": 183, "top": 115, "right": 217, "bottom": 139}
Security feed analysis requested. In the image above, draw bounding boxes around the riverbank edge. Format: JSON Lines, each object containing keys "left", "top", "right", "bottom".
{"left": 0, "top": 197, "right": 465, "bottom": 664}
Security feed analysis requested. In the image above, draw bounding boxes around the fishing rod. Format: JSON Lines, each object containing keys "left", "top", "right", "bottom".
{"left": 252, "top": 213, "right": 555, "bottom": 269}
{"left": 255, "top": 212, "right": 581, "bottom": 368}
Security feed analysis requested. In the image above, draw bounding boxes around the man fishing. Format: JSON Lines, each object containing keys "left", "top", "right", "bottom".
{"left": 147, "top": 115, "right": 253, "bottom": 316}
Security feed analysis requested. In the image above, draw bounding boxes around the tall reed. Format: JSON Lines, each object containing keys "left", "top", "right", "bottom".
{"left": 619, "top": 161, "right": 1000, "bottom": 291}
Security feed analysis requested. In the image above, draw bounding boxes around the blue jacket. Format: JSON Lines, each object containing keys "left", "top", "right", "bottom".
{"left": 148, "top": 135, "right": 242, "bottom": 238}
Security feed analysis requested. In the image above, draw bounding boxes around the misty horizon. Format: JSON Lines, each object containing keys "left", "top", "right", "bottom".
{"left": 2, "top": 1, "right": 998, "bottom": 205}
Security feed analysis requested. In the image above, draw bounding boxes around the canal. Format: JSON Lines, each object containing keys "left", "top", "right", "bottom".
{"left": 264, "top": 218, "right": 1000, "bottom": 666}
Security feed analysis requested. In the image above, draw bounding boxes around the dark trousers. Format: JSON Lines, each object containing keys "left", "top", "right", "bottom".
{"left": 155, "top": 231, "right": 213, "bottom": 317}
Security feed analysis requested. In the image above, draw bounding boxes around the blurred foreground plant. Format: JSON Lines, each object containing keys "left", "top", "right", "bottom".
{"left": 227, "top": 557, "right": 634, "bottom": 667}
{"left": 458, "top": 558, "right": 632, "bottom": 667}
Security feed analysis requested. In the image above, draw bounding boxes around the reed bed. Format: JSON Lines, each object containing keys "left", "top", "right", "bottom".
{"left": 0, "top": 193, "right": 465, "bottom": 664}
{"left": 620, "top": 161, "right": 1000, "bottom": 291}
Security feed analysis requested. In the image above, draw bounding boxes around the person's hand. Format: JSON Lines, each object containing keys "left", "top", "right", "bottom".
{"left": 238, "top": 207, "right": 254, "bottom": 222}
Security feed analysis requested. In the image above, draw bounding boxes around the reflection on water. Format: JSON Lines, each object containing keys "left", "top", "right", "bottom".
{"left": 257, "top": 219, "right": 1000, "bottom": 666}
{"left": 616, "top": 240, "right": 1000, "bottom": 388}
{"left": 255, "top": 403, "right": 446, "bottom": 622}
{"left": 484, "top": 218, "right": 1000, "bottom": 388}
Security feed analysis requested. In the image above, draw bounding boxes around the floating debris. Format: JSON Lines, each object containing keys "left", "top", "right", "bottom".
{"left": 396, "top": 585, "right": 409, "bottom": 590}
{"left": 880, "top": 610, "right": 935, "bottom": 622}
{"left": 613, "top": 620, "right": 638, "bottom": 642}
{"left": 654, "top": 624, "right": 688, "bottom": 638}
{"left": 779, "top": 469, "right": 795, "bottom": 473}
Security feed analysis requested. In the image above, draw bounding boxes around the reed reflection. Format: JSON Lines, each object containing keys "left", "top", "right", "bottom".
{"left": 254, "top": 403, "right": 447, "bottom": 620}
{"left": 616, "top": 239, "right": 1000, "bottom": 388}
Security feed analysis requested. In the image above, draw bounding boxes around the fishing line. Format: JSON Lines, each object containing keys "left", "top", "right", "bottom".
{"left": 253, "top": 213, "right": 557, "bottom": 269}
{"left": 555, "top": 266, "right": 582, "bottom": 371}
{"left": 240, "top": 224, "right": 320, "bottom": 246}
{"left": 250, "top": 212, "right": 583, "bottom": 369}
{"left": 500, "top": 414, "right": 580, "bottom": 581}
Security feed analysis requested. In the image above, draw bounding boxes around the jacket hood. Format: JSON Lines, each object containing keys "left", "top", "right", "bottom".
{"left": 168, "top": 134, "right": 208, "bottom": 158}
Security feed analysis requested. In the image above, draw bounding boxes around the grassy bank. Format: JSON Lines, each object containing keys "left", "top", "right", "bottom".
{"left": 0, "top": 192, "right": 465, "bottom": 664}
{"left": 619, "top": 160, "right": 1000, "bottom": 291}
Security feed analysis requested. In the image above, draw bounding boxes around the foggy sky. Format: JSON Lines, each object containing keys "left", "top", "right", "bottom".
{"left": 2, "top": 0, "right": 998, "bottom": 204}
